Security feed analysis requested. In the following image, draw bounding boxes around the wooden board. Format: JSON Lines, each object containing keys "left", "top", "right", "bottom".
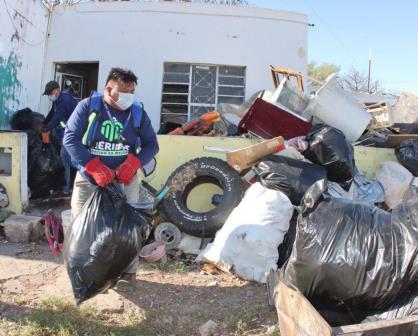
{"left": 226, "top": 136, "right": 284, "bottom": 172}
{"left": 267, "top": 271, "right": 332, "bottom": 336}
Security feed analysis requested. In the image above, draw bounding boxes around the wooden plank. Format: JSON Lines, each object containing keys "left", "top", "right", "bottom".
{"left": 386, "top": 134, "right": 418, "bottom": 148}
{"left": 333, "top": 315, "right": 418, "bottom": 336}
{"left": 226, "top": 136, "right": 284, "bottom": 172}
{"left": 269, "top": 276, "right": 332, "bottom": 336}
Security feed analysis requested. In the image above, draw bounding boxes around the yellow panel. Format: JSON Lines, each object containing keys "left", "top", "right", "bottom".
{"left": 142, "top": 135, "right": 255, "bottom": 190}
{"left": 0, "top": 132, "right": 28, "bottom": 214}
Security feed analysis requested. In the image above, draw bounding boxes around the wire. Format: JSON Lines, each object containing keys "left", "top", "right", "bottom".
{"left": 302, "top": 0, "right": 359, "bottom": 65}
{"left": 2, "top": 0, "right": 45, "bottom": 46}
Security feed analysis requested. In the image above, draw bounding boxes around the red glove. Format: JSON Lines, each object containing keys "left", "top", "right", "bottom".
{"left": 85, "top": 157, "right": 115, "bottom": 187}
{"left": 116, "top": 154, "right": 142, "bottom": 184}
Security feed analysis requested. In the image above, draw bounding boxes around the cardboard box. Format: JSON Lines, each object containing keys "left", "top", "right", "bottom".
{"left": 226, "top": 136, "right": 285, "bottom": 172}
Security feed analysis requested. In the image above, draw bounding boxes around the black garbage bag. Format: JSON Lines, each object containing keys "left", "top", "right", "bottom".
{"left": 281, "top": 181, "right": 418, "bottom": 317}
{"left": 28, "top": 142, "right": 64, "bottom": 198}
{"left": 254, "top": 155, "right": 327, "bottom": 205}
{"left": 64, "top": 184, "right": 150, "bottom": 305}
{"left": 303, "top": 124, "right": 355, "bottom": 188}
{"left": 10, "top": 108, "right": 44, "bottom": 131}
{"left": 396, "top": 139, "right": 418, "bottom": 176}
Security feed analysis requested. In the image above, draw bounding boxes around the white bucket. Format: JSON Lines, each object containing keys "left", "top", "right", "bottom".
{"left": 308, "top": 74, "right": 371, "bottom": 142}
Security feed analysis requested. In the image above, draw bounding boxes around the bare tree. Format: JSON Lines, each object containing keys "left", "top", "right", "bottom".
{"left": 339, "top": 67, "right": 381, "bottom": 94}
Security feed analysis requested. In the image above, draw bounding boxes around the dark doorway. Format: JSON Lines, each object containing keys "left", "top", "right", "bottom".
{"left": 54, "top": 62, "right": 99, "bottom": 99}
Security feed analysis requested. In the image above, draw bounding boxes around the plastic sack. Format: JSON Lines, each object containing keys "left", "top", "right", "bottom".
{"left": 303, "top": 124, "right": 355, "bottom": 187}
{"left": 254, "top": 155, "right": 327, "bottom": 205}
{"left": 64, "top": 184, "right": 149, "bottom": 305}
{"left": 28, "top": 143, "right": 64, "bottom": 198}
{"left": 282, "top": 181, "right": 418, "bottom": 313}
{"left": 197, "top": 183, "right": 294, "bottom": 283}
{"left": 375, "top": 161, "right": 413, "bottom": 209}
{"left": 10, "top": 108, "right": 44, "bottom": 131}
{"left": 395, "top": 139, "right": 418, "bottom": 176}
{"left": 326, "top": 173, "right": 385, "bottom": 206}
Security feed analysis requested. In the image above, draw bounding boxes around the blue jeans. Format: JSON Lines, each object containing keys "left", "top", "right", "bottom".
{"left": 60, "top": 146, "right": 72, "bottom": 193}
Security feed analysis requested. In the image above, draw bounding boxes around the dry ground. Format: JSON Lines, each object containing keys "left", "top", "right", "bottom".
{"left": 0, "top": 237, "right": 279, "bottom": 336}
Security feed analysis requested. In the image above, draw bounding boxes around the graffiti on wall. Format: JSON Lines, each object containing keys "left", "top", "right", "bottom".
{"left": 0, "top": 51, "right": 22, "bottom": 129}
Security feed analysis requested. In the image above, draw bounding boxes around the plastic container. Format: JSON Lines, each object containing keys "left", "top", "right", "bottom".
{"left": 308, "top": 74, "right": 371, "bottom": 142}
{"left": 139, "top": 240, "right": 166, "bottom": 262}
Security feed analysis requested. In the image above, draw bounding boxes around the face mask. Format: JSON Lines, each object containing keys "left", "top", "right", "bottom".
{"left": 115, "top": 92, "right": 134, "bottom": 110}
{"left": 48, "top": 95, "right": 58, "bottom": 102}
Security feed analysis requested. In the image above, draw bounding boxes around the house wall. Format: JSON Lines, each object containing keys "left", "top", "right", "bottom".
{"left": 0, "top": 0, "right": 49, "bottom": 128}
{"left": 43, "top": 1, "right": 308, "bottom": 129}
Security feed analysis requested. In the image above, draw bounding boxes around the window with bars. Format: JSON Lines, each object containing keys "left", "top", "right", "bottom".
{"left": 160, "top": 63, "right": 246, "bottom": 125}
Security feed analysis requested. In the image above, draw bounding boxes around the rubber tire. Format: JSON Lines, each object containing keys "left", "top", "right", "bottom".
{"left": 162, "top": 157, "right": 243, "bottom": 238}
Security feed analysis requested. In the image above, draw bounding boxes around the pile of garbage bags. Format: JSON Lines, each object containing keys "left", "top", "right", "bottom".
{"left": 10, "top": 108, "right": 64, "bottom": 198}
{"left": 198, "top": 123, "right": 417, "bottom": 325}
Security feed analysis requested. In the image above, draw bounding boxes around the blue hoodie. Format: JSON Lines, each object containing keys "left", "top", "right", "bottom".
{"left": 44, "top": 91, "right": 78, "bottom": 139}
{"left": 63, "top": 96, "right": 159, "bottom": 174}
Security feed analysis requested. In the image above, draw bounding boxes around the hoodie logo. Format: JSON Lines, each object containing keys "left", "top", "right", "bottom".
{"left": 101, "top": 119, "right": 123, "bottom": 142}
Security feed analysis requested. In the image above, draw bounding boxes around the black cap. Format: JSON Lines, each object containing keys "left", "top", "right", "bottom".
{"left": 43, "top": 80, "right": 60, "bottom": 95}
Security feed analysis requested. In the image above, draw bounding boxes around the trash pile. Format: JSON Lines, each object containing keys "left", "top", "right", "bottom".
{"left": 10, "top": 108, "right": 64, "bottom": 198}
{"left": 153, "top": 68, "right": 417, "bottom": 326}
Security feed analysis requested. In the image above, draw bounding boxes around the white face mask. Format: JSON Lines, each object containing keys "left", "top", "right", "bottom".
{"left": 48, "top": 95, "right": 58, "bottom": 102}
{"left": 115, "top": 92, "right": 134, "bottom": 110}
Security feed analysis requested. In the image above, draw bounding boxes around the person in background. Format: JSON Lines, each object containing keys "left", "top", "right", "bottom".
{"left": 42, "top": 80, "right": 78, "bottom": 195}
{"left": 63, "top": 67, "right": 159, "bottom": 279}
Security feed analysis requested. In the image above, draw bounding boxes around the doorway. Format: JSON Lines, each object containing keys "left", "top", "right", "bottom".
{"left": 54, "top": 62, "right": 99, "bottom": 99}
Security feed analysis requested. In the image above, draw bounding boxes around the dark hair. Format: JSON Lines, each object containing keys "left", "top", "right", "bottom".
{"left": 106, "top": 67, "right": 138, "bottom": 85}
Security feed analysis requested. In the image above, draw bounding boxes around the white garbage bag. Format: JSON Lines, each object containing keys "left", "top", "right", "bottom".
{"left": 197, "top": 183, "right": 294, "bottom": 283}
{"left": 375, "top": 161, "right": 413, "bottom": 209}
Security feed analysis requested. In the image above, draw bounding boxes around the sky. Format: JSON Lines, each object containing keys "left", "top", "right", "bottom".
{"left": 251, "top": 0, "right": 418, "bottom": 94}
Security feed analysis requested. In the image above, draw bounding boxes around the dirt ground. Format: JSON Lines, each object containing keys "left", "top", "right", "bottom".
{"left": 0, "top": 199, "right": 279, "bottom": 336}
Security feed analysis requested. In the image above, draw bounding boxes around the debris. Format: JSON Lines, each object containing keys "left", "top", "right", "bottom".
{"left": 238, "top": 98, "right": 312, "bottom": 139}
{"left": 395, "top": 139, "right": 418, "bottom": 176}
{"left": 391, "top": 92, "right": 418, "bottom": 123}
{"left": 303, "top": 124, "right": 355, "bottom": 187}
{"left": 226, "top": 136, "right": 285, "bottom": 172}
{"left": 64, "top": 184, "right": 149, "bottom": 305}
{"left": 163, "top": 157, "right": 243, "bottom": 238}
{"left": 201, "top": 263, "right": 221, "bottom": 275}
{"left": 3, "top": 215, "right": 43, "bottom": 243}
{"left": 199, "top": 320, "right": 218, "bottom": 336}
{"left": 198, "top": 183, "right": 293, "bottom": 283}
{"left": 308, "top": 73, "right": 371, "bottom": 142}
{"left": 207, "top": 281, "right": 217, "bottom": 287}
{"left": 168, "top": 112, "right": 220, "bottom": 136}
{"left": 178, "top": 232, "right": 204, "bottom": 255}
{"left": 375, "top": 161, "right": 413, "bottom": 209}
{"left": 139, "top": 240, "right": 166, "bottom": 262}
{"left": 282, "top": 181, "right": 418, "bottom": 317}
{"left": 42, "top": 209, "right": 64, "bottom": 257}
{"left": 254, "top": 155, "right": 327, "bottom": 205}
{"left": 326, "top": 174, "right": 385, "bottom": 206}
{"left": 0, "top": 184, "right": 9, "bottom": 208}
{"left": 365, "top": 101, "right": 393, "bottom": 129}
{"left": 154, "top": 222, "right": 182, "bottom": 250}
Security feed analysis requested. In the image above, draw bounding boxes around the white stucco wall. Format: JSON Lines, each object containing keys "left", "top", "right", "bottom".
{"left": 0, "top": 0, "right": 49, "bottom": 128}
{"left": 42, "top": 1, "right": 308, "bottom": 129}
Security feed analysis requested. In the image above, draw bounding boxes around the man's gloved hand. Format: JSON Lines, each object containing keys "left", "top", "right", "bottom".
{"left": 41, "top": 131, "right": 50, "bottom": 144}
{"left": 116, "top": 154, "right": 142, "bottom": 184}
{"left": 85, "top": 157, "right": 115, "bottom": 187}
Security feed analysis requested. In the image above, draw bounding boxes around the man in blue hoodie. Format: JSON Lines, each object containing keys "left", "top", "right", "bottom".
{"left": 63, "top": 67, "right": 159, "bottom": 277}
{"left": 43, "top": 80, "right": 78, "bottom": 194}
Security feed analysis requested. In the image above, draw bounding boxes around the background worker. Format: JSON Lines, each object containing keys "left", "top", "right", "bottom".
{"left": 63, "top": 67, "right": 159, "bottom": 277}
{"left": 42, "top": 80, "right": 78, "bottom": 195}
